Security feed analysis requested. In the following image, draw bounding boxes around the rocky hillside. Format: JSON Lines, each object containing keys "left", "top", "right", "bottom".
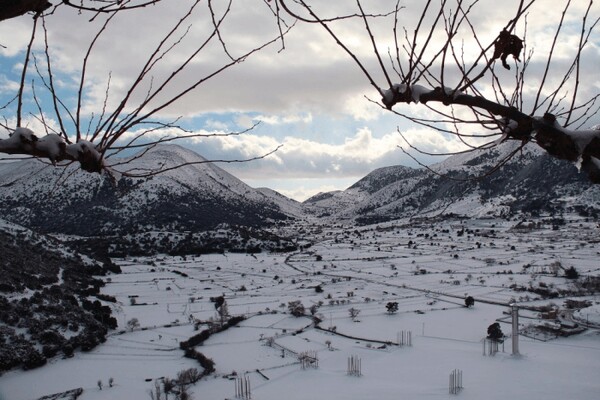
{"left": 304, "top": 141, "right": 600, "bottom": 224}
{"left": 0, "top": 145, "right": 293, "bottom": 237}
{"left": 0, "top": 220, "right": 120, "bottom": 372}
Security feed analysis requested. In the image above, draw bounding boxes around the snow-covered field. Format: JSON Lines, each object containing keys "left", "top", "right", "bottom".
{"left": 1, "top": 217, "right": 600, "bottom": 400}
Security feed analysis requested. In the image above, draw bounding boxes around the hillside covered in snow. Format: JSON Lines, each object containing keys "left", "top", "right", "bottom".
{"left": 305, "top": 141, "right": 600, "bottom": 223}
{"left": 0, "top": 145, "right": 294, "bottom": 237}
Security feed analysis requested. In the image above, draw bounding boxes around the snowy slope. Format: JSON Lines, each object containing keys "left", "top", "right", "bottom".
{"left": 2, "top": 216, "right": 600, "bottom": 400}
{"left": 0, "top": 218, "right": 119, "bottom": 373}
{"left": 0, "top": 145, "right": 293, "bottom": 236}
{"left": 255, "top": 187, "right": 305, "bottom": 218}
{"left": 2, "top": 140, "right": 599, "bottom": 237}
{"left": 305, "top": 141, "right": 600, "bottom": 223}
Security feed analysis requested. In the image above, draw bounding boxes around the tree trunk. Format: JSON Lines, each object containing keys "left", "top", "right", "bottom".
{"left": 0, "top": 0, "right": 52, "bottom": 22}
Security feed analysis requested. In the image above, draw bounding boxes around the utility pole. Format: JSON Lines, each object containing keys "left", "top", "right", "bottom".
{"left": 511, "top": 303, "right": 519, "bottom": 355}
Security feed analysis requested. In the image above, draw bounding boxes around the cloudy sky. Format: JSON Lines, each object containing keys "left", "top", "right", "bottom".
{"left": 1, "top": 0, "right": 599, "bottom": 201}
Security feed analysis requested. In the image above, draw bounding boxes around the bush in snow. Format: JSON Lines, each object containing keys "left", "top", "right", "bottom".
{"left": 487, "top": 322, "right": 504, "bottom": 342}
{"left": 465, "top": 296, "right": 475, "bottom": 307}
{"left": 386, "top": 302, "right": 399, "bottom": 314}
{"left": 564, "top": 266, "right": 579, "bottom": 279}
{"left": 288, "top": 300, "right": 305, "bottom": 317}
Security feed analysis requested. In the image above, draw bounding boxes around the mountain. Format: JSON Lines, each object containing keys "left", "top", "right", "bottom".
{"left": 304, "top": 141, "right": 600, "bottom": 224}
{"left": 0, "top": 144, "right": 293, "bottom": 237}
{"left": 2, "top": 140, "right": 599, "bottom": 243}
{"left": 255, "top": 187, "right": 305, "bottom": 218}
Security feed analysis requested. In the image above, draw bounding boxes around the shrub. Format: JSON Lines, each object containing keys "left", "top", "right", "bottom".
{"left": 184, "top": 349, "right": 215, "bottom": 374}
{"left": 23, "top": 349, "right": 47, "bottom": 370}
{"left": 180, "top": 329, "right": 211, "bottom": 350}
{"left": 564, "top": 266, "right": 579, "bottom": 279}
{"left": 80, "top": 334, "right": 100, "bottom": 351}
{"left": 386, "top": 302, "right": 399, "bottom": 314}
{"left": 487, "top": 322, "right": 504, "bottom": 342}
{"left": 465, "top": 296, "right": 475, "bottom": 307}
{"left": 288, "top": 300, "right": 305, "bottom": 317}
{"left": 226, "top": 315, "right": 245, "bottom": 327}
{"left": 63, "top": 344, "right": 75, "bottom": 358}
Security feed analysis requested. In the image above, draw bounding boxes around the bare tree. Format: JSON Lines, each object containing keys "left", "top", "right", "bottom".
{"left": 216, "top": 298, "right": 229, "bottom": 326}
{"left": 276, "top": 0, "right": 600, "bottom": 183}
{"left": 126, "top": 317, "right": 140, "bottom": 331}
{"left": 348, "top": 307, "right": 360, "bottom": 321}
{"left": 176, "top": 368, "right": 201, "bottom": 386}
{"left": 0, "top": 1, "right": 286, "bottom": 177}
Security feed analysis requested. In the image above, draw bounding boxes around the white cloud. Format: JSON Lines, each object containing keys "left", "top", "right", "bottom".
{"left": 243, "top": 177, "right": 357, "bottom": 202}
{"left": 203, "top": 119, "right": 230, "bottom": 131}
{"left": 399, "top": 127, "right": 470, "bottom": 155}
{"left": 1, "top": 0, "right": 598, "bottom": 201}
{"left": 0, "top": 75, "right": 19, "bottom": 92}
{"left": 184, "top": 125, "right": 461, "bottom": 180}
{"left": 273, "top": 183, "right": 347, "bottom": 203}
{"left": 250, "top": 112, "right": 313, "bottom": 126}
{"left": 343, "top": 95, "right": 385, "bottom": 121}
{"left": 4, "top": 1, "right": 598, "bottom": 124}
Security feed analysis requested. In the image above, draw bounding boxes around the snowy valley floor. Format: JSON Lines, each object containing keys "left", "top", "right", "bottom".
{"left": 1, "top": 217, "right": 600, "bottom": 400}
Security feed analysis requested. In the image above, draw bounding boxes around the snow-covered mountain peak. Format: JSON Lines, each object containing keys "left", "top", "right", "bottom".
{"left": 0, "top": 144, "right": 292, "bottom": 236}
{"left": 305, "top": 141, "right": 600, "bottom": 223}
{"left": 1, "top": 141, "right": 598, "bottom": 237}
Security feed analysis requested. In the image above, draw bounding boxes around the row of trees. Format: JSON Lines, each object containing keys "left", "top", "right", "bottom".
{"left": 0, "top": 0, "right": 598, "bottom": 183}
{"left": 289, "top": 297, "right": 506, "bottom": 343}
{"left": 287, "top": 299, "right": 451, "bottom": 318}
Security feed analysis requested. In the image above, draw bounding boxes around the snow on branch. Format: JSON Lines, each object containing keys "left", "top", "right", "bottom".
{"left": 381, "top": 83, "right": 600, "bottom": 183}
{"left": 380, "top": 84, "right": 460, "bottom": 107}
{"left": 0, "top": 127, "right": 103, "bottom": 172}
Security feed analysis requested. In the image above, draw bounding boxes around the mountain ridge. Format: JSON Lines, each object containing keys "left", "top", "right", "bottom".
{"left": 1, "top": 141, "right": 598, "bottom": 241}
{"left": 0, "top": 144, "right": 293, "bottom": 236}
{"left": 304, "top": 141, "right": 600, "bottom": 223}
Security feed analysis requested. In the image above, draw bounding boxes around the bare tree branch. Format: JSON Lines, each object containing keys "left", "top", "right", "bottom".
{"left": 1, "top": 0, "right": 290, "bottom": 177}
{"left": 276, "top": 0, "right": 600, "bottom": 183}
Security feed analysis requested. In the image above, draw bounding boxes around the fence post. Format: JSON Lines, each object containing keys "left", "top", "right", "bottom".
{"left": 397, "top": 330, "right": 413, "bottom": 346}
{"left": 299, "top": 351, "right": 319, "bottom": 369}
{"left": 234, "top": 375, "right": 251, "bottom": 399}
{"left": 347, "top": 355, "right": 362, "bottom": 376}
{"left": 449, "top": 369, "right": 463, "bottom": 394}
